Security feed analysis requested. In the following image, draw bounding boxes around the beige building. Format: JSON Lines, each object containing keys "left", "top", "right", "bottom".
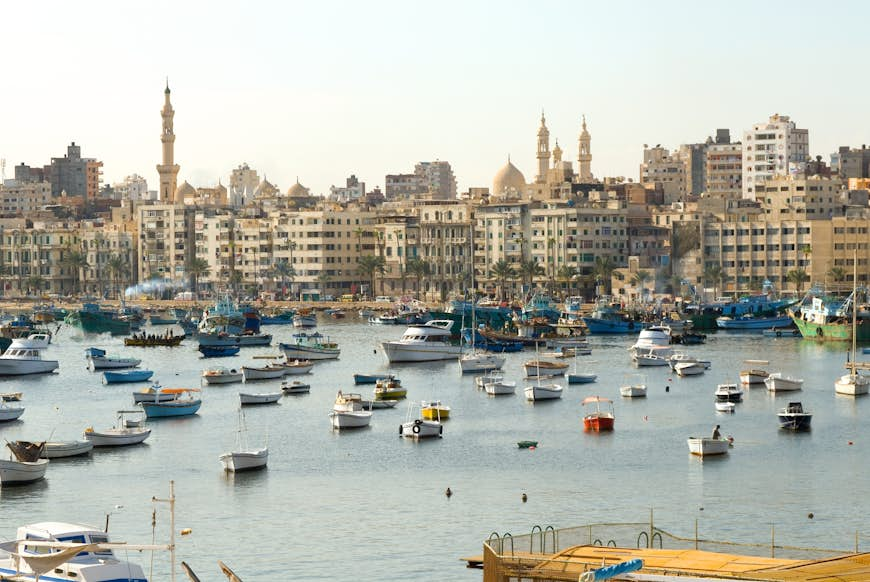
{"left": 705, "top": 143, "right": 742, "bottom": 198}
{"left": 742, "top": 113, "right": 809, "bottom": 200}
{"left": 0, "top": 180, "right": 52, "bottom": 214}
{"left": 755, "top": 175, "right": 846, "bottom": 220}
{"left": 136, "top": 203, "right": 195, "bottom": 283}
{"left": 640, "top": 146, "right": 687, "bottom": 204}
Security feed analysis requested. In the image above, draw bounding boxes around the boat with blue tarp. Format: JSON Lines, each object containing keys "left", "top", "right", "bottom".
{"left": 198, "top": 345, "right": 240, "bottom": 358}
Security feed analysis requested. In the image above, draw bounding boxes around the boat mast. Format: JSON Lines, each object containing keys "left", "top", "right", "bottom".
{"left": 152, "top": 480, "right": 177, "bottom": 582}
{"left": 850, "top": 249, "right": 858, "bottom": 375}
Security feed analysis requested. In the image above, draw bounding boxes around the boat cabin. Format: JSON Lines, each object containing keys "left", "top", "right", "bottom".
{"left": 16, "top": 522, "right": 114, "bottom": 560}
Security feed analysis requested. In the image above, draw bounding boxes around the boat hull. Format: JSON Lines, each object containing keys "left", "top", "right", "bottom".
{"left": 765, "top": 375, "right": 803, "bottom": 392}
{"left": 584, "top": 414, "right": 614, "bottom": 431}
{"left": 716, "top": 315, "right": 793, "bottom": 329}
{"left": 329, "top": 411, "right": 373, "bottom": 429}
{"left": 239, "top": 392, "right": 282, "bottom": 405}
{"left": 281, "top": 381, "right": 311, "bottom": 394}
{"left": 41, "top": 440, "right": 94, "bottom": 458}
{"left": 103, "top": 370, "right": 154, "bottom": 384}
{"left": 675, "top": 363, "right": 706, "bottom": 376}
{"left": 0, "top": 359, "right": 58, "bottom": 375}
{"left": 0, "top": 458, "right": 49, "bottom": 484}
{"left": 523, "top": 385, "right": 563, "bottom": 401}
{"left": 459, "top": 353, "right": 505, "bottom": 373}
{"left": 399, "top": 419, "right": 442, "bottom": 438}
{"left": 202, "top": 372, "right": 243, "bottom": 385}
{"left": 142, "top": 400, "right": 201, "bottom": 418}
{"left": 279, "top": 344, "right": 340, "bottom": 360}
{"left": 834, "top": 373, "right": 870, "bottom": 396}
{"left": 687, "top": 437, "right": 730, "bottom": 456}
{"left": 220, "top": 448, "right": 268, "bottom": 472}
{"left": 0, "top": 407, "right": 25, "bottom": 422}
{"left": 778, "top": 414, "right": 812, "bottom": 430}
{"left": 198, "top": 346, "right": 241, "bottom": 358}
{"left": 484, "top": 380, "right": 516, "bottom": 395}
{"left": 581, "top": 317, "right": 642, "bottom": 334}
{"left": 84, "top": 428, "right": 151, "bottom": 447}
{"left": 353, "top": 373, "right": 394, "bottom": 384}
{"left": 568, "top": 374, "right": 597, "bottom": 384}
{"left": 381, "top": 341, "right": 463, "bottom": 362}
{"left": 87, "top": 357, "right": 141, "bottom": 370}
{"left": 242, "top": 366, "right": 286, "bottom": 381}
{"left": 619, "top": 385, "right": 647, "bottom": 397}
{"left": 791, "top": 314, "right": 870, "bottom": 342}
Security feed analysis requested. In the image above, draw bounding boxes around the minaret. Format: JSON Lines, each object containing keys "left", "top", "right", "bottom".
{"left": 535, "top": 110, "right": 550, "bottom": 184}
{"left": 577, "top": 115, "right": 592, "bottom": 181}
{"left": 156, "top": 80, "right": 180, "bottom": 203}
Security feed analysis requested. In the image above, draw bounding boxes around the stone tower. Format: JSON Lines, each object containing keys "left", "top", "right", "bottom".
{"left": 156, "top": 81, "right": 180, "bottom": 202}
{"left": 535, "top": 111, "right": 550, "bottom": 184}
{"left": 577, "top": 115, "right": 592, "bottom": 181}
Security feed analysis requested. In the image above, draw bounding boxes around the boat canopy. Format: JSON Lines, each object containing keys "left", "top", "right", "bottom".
{"left": 159, "top": 388, "right": 201, "bottom": 394}
{"left": 583, "top": 396, "right": 613, "bottom": 405}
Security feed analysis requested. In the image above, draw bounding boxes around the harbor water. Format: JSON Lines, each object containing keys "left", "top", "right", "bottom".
{"left": 1, "top": 317, "right": 869, "bottom": 579}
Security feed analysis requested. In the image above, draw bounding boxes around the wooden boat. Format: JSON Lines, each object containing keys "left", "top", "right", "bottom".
{"left": 568, "top": 373, "right": 597, "bottom": 384}
{"left": 353, "top": 373, "right": 395, "bottom": 385}
{"left": 201, "top": 366, "right": 243, "bottom": 385}
{"left": 6, "top": 440, "right": 44, "bottom": 462}
{"left": 141, "top": 389, "right": 201, "bottom": 418}
{"left": 484, "top": 379, "right": 516, "bottom": 395}
{"left": 523, "top": 383, "right": 563, "bottom": 401}
{"left": 421, "top": 400, "right": 450, "bottom": 420}
{"left": 132, "top": 383, "right": 178, "bottom": 403}
{"left": 239, "top": 392, "right": 282, "bottom": 405}
{"left": 124, "top": 335, "right": 184, "bottom": 347}
{"left": 374, "top": 378, "right": 407, "bottom": 400}
{"left": 87, "top": 354, "right": 141, "bottom": 371}
{"left": 281, "top": 380, "right": 311, "bottom": 394}
{"left": 687, "top": 437, "right": 730, "bottom": 456}
{"left": 242, "top": 364, "right": 286, "bottom": 381}
{"left": 778, "top": 401, "right": 812, "bottom": 430}
{"left": 523, "top": 359, "right": 569, "bottom": 377}
{"left": 739, "top": 360, "right": 769, "bottom": 384}
{"left": 84, "top": 411, "right": 151, "bottom": 447}
{"left": 198, "top": 345, "right": 241, "bottom": 358}
{"left": 675, "top": 361, "right": 706, "bottom": 376}
{"left": 41, "top": 440, "right": 94, "bottom": 458}
{"left": 619, "top": 375, "right": 647, "bottom": 398}
{"left": 0, "top": 392, "right": 22, "bottom": 401}
{"left": 517, "top": 440, "right": 538, "bottom": 449}
{"left": 220, "top": 409, "right": 268, "bottom": 472}
{"left": 329, "top": 407, "right": 373, "bottom": 429}
{"left": 0, "top": 456, "right": 49, "bottom": 485}
{"left": 278, "top": 358, "right": 314, "bottom": 375}
{"left": 0, "top": 401, "right": 25, "bottom": 422}
{"left": 103, "top": 369, "right": 154, "bottom": 384}
{"left": 583, "top": 396, "right": 615, "bottom": 431}
{"left": 765, "top": 372, "right": 804, "bottom": 392}
{"left": 715, "top": 401, "right": 736, "bottom": 413}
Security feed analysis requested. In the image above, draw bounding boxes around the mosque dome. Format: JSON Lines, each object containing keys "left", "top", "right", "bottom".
{"left": 176, "top": 180, "right": 196, "bottom": 199}
{"left": 492, "top": 158, "right": 527, "bottom": 196}
{"left": 286, "top": 179, "right": 310, "bottom": 197}
{"left": 254, "top": 178, "right": 277, "bottom": 198}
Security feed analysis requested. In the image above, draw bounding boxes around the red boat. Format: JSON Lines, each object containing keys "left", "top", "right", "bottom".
{"left": 583, "top": 396, "right": 615, "bottom": 431}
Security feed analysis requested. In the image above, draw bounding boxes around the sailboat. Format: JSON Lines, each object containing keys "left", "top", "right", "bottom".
{"left": 567, "top": 351, "right": 597, "bottom": 384}
{"left": 835, "top": 252, "right": 869, "bottom": 396}
{"left": 459, "top": 266, "right": 505, "bottom": 373}
{"left": 523, "top": 343, "right": 563, "bottom": 401}
{"left": 219, "top": 408, "right": 268, "bottom": 472}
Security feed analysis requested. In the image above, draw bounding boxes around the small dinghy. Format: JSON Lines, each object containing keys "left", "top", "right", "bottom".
{"left": 239, "top": 392, "right": 282, "bottom": 405}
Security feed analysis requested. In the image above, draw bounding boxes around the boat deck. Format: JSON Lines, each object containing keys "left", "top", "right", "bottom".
{"left": 465, "top": 545, "right": 870, "bottom": 580}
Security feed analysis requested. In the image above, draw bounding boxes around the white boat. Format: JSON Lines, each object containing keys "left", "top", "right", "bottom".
{"left": 239, "top": 391, "right": 282, "bottom": 405}
{"left": 329, "top": 409, "right": 373, "bottom": 429}
{"left": 84, "top": 411, "right": 151, "bottom": 447}
{"left": 381, "top": 320, "right": 463, "bottom": 363}
{"left": 715, "top": 401, "right": 736, "bottom": 413}
{"left": 219, "top": 408, "right": 268, "bottom": 472}
{"left": 475, "top": 371, "right": 503, "bottom": 389}
{"left": 714, "top": 383, "right": 743, "bottom": 402}
{"left": 675, "top": 361, "right": 706, "bottom": 376}
{"left": 0, "top": 339, "right": 58, "bottom": 376}
{"left": 202, "top": 366, "right": 244, "bottom": 385}
{"left": 835, "top": 371, "right": 870, "bottom": 396}
{"left": 619, "top": 375, "right": 647, "bottom": 398}
{"left": 0, "top": 457, "right": 49, "bottom": 485}
{"left": 687, "top": 437, "right": 731, "bottom": 456}
{"left": 484, "top": 379, "right": 516, "bottom": 395}
{"left": 41, "top": 440, "right": 94, "bottom": 458}
{"left": 279, "top": 358, "right": 314, "bottom": 375}
{"left": 281, "top": 380, "right": 311, "bottom": 394}
{"left": 292, "top": 312, "right": 317, "bottom": 328}
{"left": 458, "top": 351, "right": 505, "bottom": 373}
{"left": 631, "top": 345, "right": 673, "bottom": 366}
{"left": 764, "top": 372, "right": 804, "bottom": 392}
{"left": 739, "top": 360, "right": 769, "bottom": 384}
{"left": 132, "top": 383, "right": 178, "bottom": 403}
{"left": 86, "top": 355, "right": 141, "bottom": 371}
{"left": 629, "top": 325, "right": 671, "bottom": 352}
{"left": 523, "top": 383, "right": 563, "bottom": 401}
{"left": 0, "top": 521, "right": 148, "bottom": 581}
{"left": 0, "top": 401, "right": 25, "bottom": 422}
{"left": 242, "top": 364, "right": 286, "bottom": 381}
{"left": 835, "top": 264, "right": 870, "bottom": 396}
{"left": 523, "top": 360, "right": 569, "bottom": 377}
{"left": 280, "top": 332, "right": 340, "bottom": 360}
{"left": 668, "top": 352, "right": 711, "bottom": 371}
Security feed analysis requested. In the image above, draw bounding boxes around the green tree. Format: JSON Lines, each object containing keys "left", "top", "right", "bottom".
{"left": 406, "top": 258, "right": 431, "bottom": 299}
{"left": 25, "top": 274, "right": 45, "bottom": 295}
{"left": 106, "top": 254, "right": 130, "bottom": 299}
{"left": 703, "top": 264, "right": 725, "bottom": 299}
{"left": 556, "top": 265, "right": 578, "bottom": 296}
{"left": 593, "top": 255, "right": 616, "bottom": 295}
{"left": 632, "top": 269, "right": 653, "bottom": 299}
{"left": 357, "top": 255, "right": 386, "bottom": 297}
{"left": 787, "top": 268, "right": 810, "bottom": 293}
{"left": 316, "top": 271, "right": 332, "bottom": 296}
{"left": 490, "top": 259, "right": 516, "bottom": 301}
{"left": 272, "top": 260, "right": 296, "bottom": 299}
{"left": 827, "top": 266, "right": 846, "bottom": 288}
{"left": 518, "top": 258, "right": 545, "bottom": 290}
{"left": 60, "top": 248, "right": 89, "bottom": 295}
{"left": 185, "top": 257, "right": 211, "bottom": 299}
{"left": 228, "top": 270, "right": 244, "bottom": 293}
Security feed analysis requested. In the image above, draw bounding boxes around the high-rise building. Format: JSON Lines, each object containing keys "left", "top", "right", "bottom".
{"left": 414, "top": 161, "right": 457, "bottom": 200}
{"left": 742, "top": 114, "right": 809, "bottom": 200}
{"left": 156, "top": 82, "right": 180, "bottom": 203}
{"left": 835, "top": 145, "right": 870, "bottom": 179}
{"left": 46, "top": 142, "right": 103, "bottom": 199}
{"left": 329, "top": 175, "right": 366, "bottom": 203}
{"left": 112, "top": 174, "right": 151, "bottom": 201}
{"left": 640, "top": 146, "right": 687, "bottom": 204}
{"left": 705, "top": 135, "right": 743, "bottom": 198}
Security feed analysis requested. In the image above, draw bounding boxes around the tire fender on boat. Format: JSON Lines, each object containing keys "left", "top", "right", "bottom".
{"left": 816, "top": 327, "right": 823, "bottom": 337}
{"left": 398, "top": 424, "right": 403, "bottom": 435}
{"left": 412, "top": 424, "right": 421, "bottom": 434}
{"left": 776, "top": 330, "right": 782, "bottom": 337}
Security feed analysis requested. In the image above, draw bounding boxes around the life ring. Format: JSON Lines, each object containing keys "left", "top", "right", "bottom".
{"left": 776, "top": 330, "right": 782, "bottom": 338}
{"left": 412, "top": 424, "right": 421, "bottom": 434}
{"left": 414, "top": 418, "right": 422, "bottom": 425}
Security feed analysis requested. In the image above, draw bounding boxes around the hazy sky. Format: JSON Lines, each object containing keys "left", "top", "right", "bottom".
{"left": 4, "top": 0, "right": 869, "bottom": 196}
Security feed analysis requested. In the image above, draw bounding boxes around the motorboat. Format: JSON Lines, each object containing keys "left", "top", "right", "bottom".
{"left": 523, "top": 360, "right": 569, "bottom": 377}
{"left": 198, "top": 344, "right": 241, "bottom": 358}
{"left": 568, "top": 373, "right": 597, "bottom": 384}
{"left": 0, "top": 337, "right": 58, "bottom": 376}
{"left": 0, "top": 521, "right": 148, "bottom": 580}
{"left": 132, "top": 383, "right": 178, "bottom": 403}
{"left": 103, "top": 369, "right": 154, "bottom": 384}
{"left": 141, "top": 388, "right": 201, "bottom": 418}
{"left": 484, "top": 378, "right": 516, "bottom": 395}
{"left": 329, "top": 400, "right": 373, "bottom": 429}
{"left": 202, "top": 366, "right": 244, "bottom": 385}
{"left": 835, "top": 370, "right": 870, "bottom": 396}
{"left": 632, "top": 346, "right": 672, "bottom": 367}
{"left": 675, "top": 361, "right": 706, "bottom": 376}
{"left": 778, "top": 401, "right": 812, "bottom": 430}
{"left": 86, "top": 353, "right": 141, "bottom": 371}
{"left": 0, "top": 401, "right": 25, "bottom": 422}
{"left": 421, "top": 400, "right": 450, "bottom": 420}
{"left": 220, "top": 408, "right": 268, "bottom": 472}
{"left": 476, "top": 370, "right": 503, "bottom": 389}
{"left": 292, "top": 311, "right": 317, "bottom": 328}
{"left": 739, "top": 360, "right": 769, "bottom": 385}
{"left": 714, "top": 383, "right": 743, "bottom": 403}
{"left": 353, "top": 373, "right": 395, "bottom": 385}
{"left": 717, "top": 314, "right": 793, "bottom": 330}
{"left": 687, "top": 437, "right": 731, "bottom": 456}
{"left": 583, "top": 396, "right": 615, "bottom": 431}
{"left": 281, "top": 380, "right": 311, "bottom": 394}
{"left": 84, "top": 411, "right": 151, "bottom": 447}
{"left": 835, "top": 268, "right": 870, "bottom": 396}
{"left": 629, "top": 325, "right": 671, "bottom": 352}
{"left": 242, "top": 364, "right": 287, "bottom": 381}
{"left": 715, "top": 401, "right": 736, "bottom": 413}
{"left": 399, "top": 403, "right": 443, "bottom": 439}
{"left": 458, "top": 351, "right": 505, "bottom": 373}
{"left": 276, "top": 358, "right": 314, "bottom": 375}
{"left": 668, "top": 353, "right": 711, "bottom": 371}
{"left": 764, "top": 372, "right": 804, "bottom": 392}
{"left": 380, "top": 320, "right": 463, "bottom": 363}
{"left": 41, "top": 440, "right": 94, "bottom": 458}
{"left": 333, "top": 391, "right": 366, "bottom": 412}
{"left": 374, "top": 377, "right": 407, "bottom": 400}
{"left": 523, "top": 383, "right": 563, "bottom": 401}
{"left": 280, "top": 331, "right": 340, "bottom": 360}
{"left": 239, "top": 391, "right": 282, "bottom": 405}
{"left": 619, "top": 376, "right": 647, "bottom": 398}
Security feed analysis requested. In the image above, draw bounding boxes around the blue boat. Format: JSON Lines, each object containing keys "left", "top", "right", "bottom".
{"left": 261, "top": 310, "right": 296, "bottom": 325}
{"left": 141, "top": 389, "right": 201, "bottom": 418}
{"left": 85, "top": 347, "right": 107, "bottom": 358}
{"left": 353, "top": 373, "right": 396, "bottom": 385}
{"left": 103, "top": 369, "right": 154, "bottom": 384}
{"left": 198, "top": 345, "right": 240, "bottom": 358}
{"left": 716, "top": 315, "right": 793, "bottom": 330}
{"left": 461, "top": 328, "right": 524, "bottom": 352}
{"left": 582, "top": 301, "right": 646, "bottom": 334}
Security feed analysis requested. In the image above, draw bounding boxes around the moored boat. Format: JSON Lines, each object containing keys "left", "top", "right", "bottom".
{"left": 84, "top": 410, "right": 151, "bottom": 446}
{"left": 381, "top": 320, "right": 463, "bottom": 363}
{"left": 353, "top": 372, "right": 395, "bottom": 385}
{"left": 484, "top": 378, "right": 516, "bottom": 395}
{"left": 716, "top": 314, "right": 793, "bottom": 330}
{"left": 140, "top": 388, "right": 201, "bottom": 418}
{"left": 764, "top": 372, "right": 804, "bottom": 392}
{"left": 374, "top": 377, "right": 407, "bottom": 400}
{"left": 280, "top": 332, "right": 340, "bottom": 360}
{"left": 582, "top": 396, "right": 615, "bottom": 431}
{"left": 281, "top": 380, "right": 311, "bottom": 394}
{"left": 0, "top": 335, "right": 58, "bottom": 376}
{"left": 687, "top": 437, "right": 730, "bottom": 456}
{"left": 41, "top": 440, "right": 94, "bottom": 458}
{"left": 778, "top": 401, "right": 812, "bottom": 430}
{"left": 675, "top": 361, "right": 706, "bottom": 376}
{"left": 715, "top": 383, "right": 743, "bottom": 402}
{"left": 124, "top": 334, "right": 184, "bottom": 347}
{"left": 0, "top": 401, "right": 25, "bottom": 422}
{"left": 523, "top": 359, "right": 569, "bottom": 377}
{"left": 242, "top": 364, "right": 287, "bottom": 381}
{"left": 132, "top": 383, "right": 178, "bottom": 403}
{"left": 421, "top": 400, "right": 450, "bottom": 420}
{"left": 0, "top": 456, "right": 49, "bottom": 485}
{"left": 103, "top": 369, "right": 154, "bottom": 384}
{"left": 739, "top": 360, "right": 770, "bottom": 385}
{"left": 201, "top": 366, "right": 243, "bottom": 385}
{"left": 568, "top": 373, "right": 597, "bottom": 384}
{"left": 198, "top": 344, "right": 241, "bottom": 358}
{"left": 239, "top": 391, "right": 282, "bottom": 405}
{"left": 523, "top": 383, "right": 563, "bottom": 401}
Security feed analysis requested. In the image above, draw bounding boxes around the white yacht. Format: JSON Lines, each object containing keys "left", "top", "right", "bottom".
{"left": 0, "top": 522, "right": 147, "bottom": 581}
{"left": 459, "top": 351, "right": 505, "bottom": 373}
{"left": 0, "top": 335, "right": 58, "bottom": 376}
{"left": 629, "top": 325, "right": 671, "bottom": 354}
{"left": 381, "top": 320, "right": 463, "bottom": 363}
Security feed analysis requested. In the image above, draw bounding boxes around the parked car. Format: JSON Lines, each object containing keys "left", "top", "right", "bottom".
{"left": 375, "top": 295, "right": 393, "bottom": 303}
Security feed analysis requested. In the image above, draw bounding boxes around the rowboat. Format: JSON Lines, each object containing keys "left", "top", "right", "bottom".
{"left": 132, "top": 383, "right": 178, "bottom": 403}
{"left": 84, "top": 411, "right": 151, "bottom": 447}
{"left": 201, "top": 367, "right": 244, "bottom": 385}
{"left": 353, "top": 373, "right": 395, "bottom": 385}
{"left": 242, "top": 364, "right": 286, "bottom": 381}
{"left": 523, "top": 360, "right": 569, "bottom": 377}
{"left": 103, "top": 369, "right": 154, "bottom": 384}
{"left": 687, "top": 437, "right": 731, "bottom": 456}
{"left": 239, "top": 392, "right": 282, "bottom": 405}
{"left": 198, "top": 345, "right": 241, "bottom": 358}
{"left": 124, "top": 335, "right": 184, "bottom": 347}
{"left": 0, "top": 456, "right": 49, "bottom": 485}
{"left": 87, "top": 353, "right": 141, "bottom": 371}
{"left": 281, "top": 380, "right": 311, "bottom": 394}
{"left": 0, "top": 401, "right": 25, "bottom": 422}
{"left": 41, "top": 440, "right": 94, "bottom": 458}
{"left": 141, "top": 389, "right": 201, "bottom": 418}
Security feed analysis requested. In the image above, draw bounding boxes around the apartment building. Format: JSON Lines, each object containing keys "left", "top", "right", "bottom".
{"left": 0, "top": 180, "right": 52, "bottom": 214}
{"left": 136, "top": 204, "right": 196, "bottom": 283}
{"left": 416, "top": 201, "right": 473, "bottom": 300}
{"left": 640, "top": 146, "right": 687, "bottom": 204}
{"left": 756, "top": 176, "right": 846, "bottom": 221}
{"left": 0, "top": 221, "right": 80, "bottom": 295}
{"left": 705, "top": 143, "right": 742, "bottom": 198}
{"left": 742, "top": 114, "right": 809, "bottom": 199}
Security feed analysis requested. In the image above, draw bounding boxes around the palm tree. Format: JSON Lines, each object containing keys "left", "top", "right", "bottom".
{"left": 25, "top": 275, "right": 44, "bottom": 296}
{"left": 105, "top": 254, "right": 130, "bottom": 299}
{"left": 556, "top": 265, "right": 578, "bottom": 297}
{"left": 546, "top": 237, "right": 557, "bottom": 294}
{"left": 786, "top": 268, "right": 810, "bottom": 293}
{"left": 185, "top": 257, "right": 211, "bottom": 299}
{"left": 60, "top": 248, "right": 89, "bottom": 295}
{"left": 671, "top": 223, "right": 700, "bottom": 262}
{"left": 631, "top": 269, "right": 653, "bottom": 301}
{"left": 593, "top": 256, "right": 615, "bottom": 296}
{"left": 519, "top": 258, "right": 545, "bottom": 291}
{"left": 357, "top": 255, "right": 386, "bottom": 298}
{"left": 272, "top": 260, "right": 296, "bottom": 299}
{"left": 229, "top": 270, "right": 244, "bottom": 294}
{"left": 801, "top": 244, "right": 812, "bottom": 267}
{"left": 827, "top": 266, "right": 846, "bottom": 290}
{"left": 490, "top": 259, "right": 516, "bottom": 300}
{"left": 703, "top": 264, "right": 725, "bottom": 299}
{"left": 316, "top": 271, "right": 332, "bottom": 297}
{"left": 405, "top": 258, "right": 430, "bottom": 299}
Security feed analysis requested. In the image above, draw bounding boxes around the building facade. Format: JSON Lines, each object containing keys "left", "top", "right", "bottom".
{"left": 742, "top": 114, "right": 809, "bottom": 200}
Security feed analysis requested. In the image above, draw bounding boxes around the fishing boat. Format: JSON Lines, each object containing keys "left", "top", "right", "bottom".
{"left": 715, "top": 383, "right": 744, "bottom": 402}
{"left": 201, "top": 366, "right": 244, "bottom": 385}
{"left": 716, "top": 314, "right": 793, "bottom": 330}
{"left": 64, "top": 302, "right": 132, "bottom": 335}
{"left": 0, "top": 335, "right": 59, "bottom": 376}
{"left": 739, "top": 360, "right": 769, "bottom": 385}
{"left": 84, "top": 410, "right": 151, "bottom": 446}
{"left": 353, "top": 372, "right": 395, "bottom": 385}
{"left": 687, "top": 437, "right": 730, "bottom": 456}
{"left": 619, "top": 375, "right": 647, "bottom": 398}
{"left": 198, "top": 344, "right": 241, "bottom": 358}
{"left": 242, "top": 364, "right": 287, "bottom": 381}
{"left": 421, "top": 400, "right": 450, "bottom": 420}
{"left": 582, "top": 396, "right": 615, "bottom": 431}
{"left": 484, "top": 378, "right": 516, "bottom": 395}
{"left": 762, "top": 326, "right": 801, "bottom": 338}
{"left": 281, "top": 380, "right": 311, "bottom": 394}
{"left": 141, "top": 388, "right": 202, "bottom": 418}
{"left": 40, "top": 440, "right": 94, "bottom": 458}
{"left": 381, "top": 320, "right": 463, "bottom": 363}
{"left": 715, "top": 401, "right": 736, "bottom": 413}
{"left": 278, "top": 358, "right": 314, "bottom": 375}
{"left": 260, "top": 309, "right": 296, "bottom": 325}
{"left": 476, "top": 370, "right": 503, "bottom": 389}
{"left": 631, "top": 346, "right": 673, "bottom": 367}
{"left": 0, "top": 392, "right": 22, "bottom": 401}
{"left": 220, "top": 408, "right": 268, "bottom": 472}
{"left": 0, "top": 400, "right": 25, "bottom": 422}
{"left": 567, "top": 350, "right": 596, "bottom": 384}
{"left": 668, "top": 353, "right": 711, "bottom": 371}
{"left": 0, "top": 455, "right": 49, "bottom": 485}
{"left": 374, "top": 377, "right": 407, "bottom": 400}
{"left": 132, "top": 383, "right": 178, "bottom": 403}
{"left": 148, "top": 312, "right": 178, "bottom": 325}
{"left": 280, "top": 331, "right": 340, "bottom": 360}
{"left": 778, "top": 401, "right": 812, "bottom": 430}
{"left": 102, "top": 369, "right": 154, "bottom": 384}
{"left": 399, "top": 403, "right": 443, "bottom": 439}
{"left": 239, "top": 391, "right": 282, "bottom": 405}
{"left": 675, "top": 361, "right": 706, "bottom": 376}
{"left": 834, "top": 258, "right": 870, "bottom": 396}
{"left": 764, "top": 373, "right": 804, "bottom": 392}
{"left": 461, "top": 327, "right": 524, "bottom": 352}
{"left": 329, "top": 392, "right": 373, "bottom": 429}
{"left": 523, "top": 359, "right": 569, "bottom": 377}
{"left": 86, "top": 350, "right": 141, "bottom": 371}
{"left": 789, "top": 285, "right": 870, "bottom": 342}
{"left": 292, "top": 310, "right": 317, "bottom": 328}
{"left": 523, "top": 381, "right": 563, "bottom": 401}
{"left": 124, "top": 334, "right": 184, "bottom": 347}
{"left": 581, "top": 298, "right": 646, "bottom": 334}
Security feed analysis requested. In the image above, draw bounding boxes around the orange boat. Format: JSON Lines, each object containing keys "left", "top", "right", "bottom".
{"left": 583, "top": 396, "right": 614, "bottom": 432}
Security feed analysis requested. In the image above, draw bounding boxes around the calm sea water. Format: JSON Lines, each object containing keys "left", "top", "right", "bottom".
{"left": 1, "top": 317, "right": 869, "bottom": 580}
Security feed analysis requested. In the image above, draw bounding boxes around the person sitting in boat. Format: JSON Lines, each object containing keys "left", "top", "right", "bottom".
{"left": 712, "top": 424, "right": 721, "bottom": 439}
